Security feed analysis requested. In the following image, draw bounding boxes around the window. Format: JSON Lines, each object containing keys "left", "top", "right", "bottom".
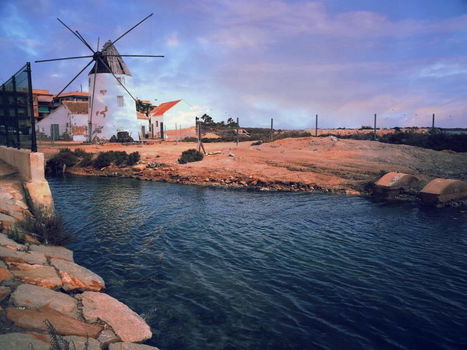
{"left": 116, "top": 77, "right": 125, "bottom": 85}
{"left": 117, "top": 96, "right": 124, "bottom": 107}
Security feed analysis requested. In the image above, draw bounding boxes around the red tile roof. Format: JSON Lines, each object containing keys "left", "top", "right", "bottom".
{"left": 63, "top": 101, "right": 88, "bottom": 114}
{"left": 137, "top": 111, "right": 149, "bottom": 120}
{"left": 32, "top": 89, "right": 52, "bottom": 95}
{"left": 150, "top": 100, "right": 181, "bottom": 116}
{"left": 56, "top": 91, "right": 90, "bottom": 98}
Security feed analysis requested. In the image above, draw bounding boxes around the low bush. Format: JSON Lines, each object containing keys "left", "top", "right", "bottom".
{"left": 178, "top": 149, "right": 204, "bottom": 164}
{"left": 72, "top": 148, "right": 89, "bottom": 158}
{"left": 182, "top": 137, "right": 198, "bottom": 142}
{"left": 127, "top": 152, "right": 141, "bottom": 166}
{"left": 112, "top": 151, "right": 129, "bottom": 166}
{"left": 78, "top": 152, "right": 93, "bottom": 167}
{"left": 19, "top": 210, "right": 73, "bottom": 246}
{"left": 46, "top": 149, "right": 79, "bottom": 176}
{"left": 93, "top": 151, "right": 115, "bottom": 168}
{"left": 7, "top": 227, "right": 26, "bottom": 244}
{"left": 93, "top": 151, "right": 141, "bottom": 168}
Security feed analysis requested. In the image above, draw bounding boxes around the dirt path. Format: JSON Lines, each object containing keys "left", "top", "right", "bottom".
{"left": 38, "top": 137, "right": 467, "bottom": 194}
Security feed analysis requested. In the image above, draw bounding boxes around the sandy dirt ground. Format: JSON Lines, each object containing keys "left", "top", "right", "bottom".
{"left": 38, "top": 137, "right": 467, "bottom": 194}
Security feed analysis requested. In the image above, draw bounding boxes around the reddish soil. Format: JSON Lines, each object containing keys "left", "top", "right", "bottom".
{"left": 38, "top": 137, "right": 467, "bottom": 194}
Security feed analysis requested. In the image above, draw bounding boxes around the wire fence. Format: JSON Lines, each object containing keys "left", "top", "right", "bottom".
{"left": 0, "top": 62, "right": 37, "bottom": 151}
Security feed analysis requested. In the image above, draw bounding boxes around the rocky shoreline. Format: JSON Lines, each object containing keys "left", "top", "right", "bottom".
{"left": 68, "top": 165, "right": 362, "bottom": 196}
{"left": 0, "top": 174, "right": 158, "bottom": 349}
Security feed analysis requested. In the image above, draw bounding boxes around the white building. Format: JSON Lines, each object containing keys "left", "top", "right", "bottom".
{"left": 37, "top": 101, "right": 88, "bottom": 141}
{"left": 88, "top": 41, "right": 140, "bottom": 141}
{"left": 149, "top": 99, "right": 203, "bottom": 140}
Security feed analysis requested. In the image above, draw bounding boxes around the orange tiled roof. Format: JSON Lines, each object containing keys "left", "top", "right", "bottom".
{"left": 32, "top": 89, "right": 52, "bottom": 95}
{"left": 150, "top": 100, "right": 181, "bottom": 116}
{"left": 137, "top": 111, "right": 149, "bottom": 120}
{"left": 56, "top": 91, "right": 90, "bottom": 98}
{"left": 63, "top": 101, "right": 88, "bottom": 114}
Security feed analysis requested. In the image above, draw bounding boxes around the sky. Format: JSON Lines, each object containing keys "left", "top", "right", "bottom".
{"left": 1, "top": 0, "right": 466, "bottom": 129}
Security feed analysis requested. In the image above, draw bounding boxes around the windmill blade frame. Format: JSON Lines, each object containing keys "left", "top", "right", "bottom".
{"left": 57, "top": 18, "right": 95, "bottom": 53}
{"left": 35, "top": 55, "right": 93, "bottom": 63}
{"left": 54, "top": 60, "right": 94, "bottom": 98}
{"left": 105, "top": 54, "right": 164, "bottom": 58}
{"left": 111, "top": 13, "right": 154, "bottom": 46}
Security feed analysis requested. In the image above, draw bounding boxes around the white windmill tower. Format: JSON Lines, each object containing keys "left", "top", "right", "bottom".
{"left": 88, "top": 41, "right": 138, "bottom": 140}
{"left": 35, "top": 14, "right": 163, "bottom": 142}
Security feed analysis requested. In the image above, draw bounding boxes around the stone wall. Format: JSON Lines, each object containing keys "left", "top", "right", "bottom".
{"left": 0, "top": 146, "right": 54, "bottom": 214}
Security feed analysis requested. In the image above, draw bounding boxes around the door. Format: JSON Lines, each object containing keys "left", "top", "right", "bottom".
{"left": 160, "top": 122, "right": 164, "bottom": 139}
{"left": 51, "top": 124, "right": 59, "bottom": 140}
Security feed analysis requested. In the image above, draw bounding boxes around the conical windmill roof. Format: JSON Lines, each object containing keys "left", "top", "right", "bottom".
{"left": 88, "top": 41, "right": 132, "bottom": 76}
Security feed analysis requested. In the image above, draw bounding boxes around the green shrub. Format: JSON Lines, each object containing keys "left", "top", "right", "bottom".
{"left": 46, "top": 149, "right": 79, "bottom": 176}
{"left": 72, "top": 148, "right": 89, "bottom": 158}
{"left": 182, "top": 137, "right": 198, "bottom": 142}
{"left": 19, "top": 210, "right": 73, "bottom": 246}
{"left": 112, "top": 151, "right": 129, "bottom": 166}
{"left": 78, "top": 153, "right": 93, "bottom": 167}
{"left": 93, "top": 151, "right": 115, "bottom": 168}
{"left": 178, "top": 149, "right": 204, "bottom": 164}
{"left": 92, "top": 151, "right": 141, "bottom": 168}
{"left": 127, "top": 152, "right": 141, "bottom": 166}
{"left": 7, "top": 227, "right": 26, "bottom": 244}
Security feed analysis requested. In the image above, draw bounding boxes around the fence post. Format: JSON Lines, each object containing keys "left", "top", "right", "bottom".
{"left": 270, "top": 118, "right": 274, "bottom": 141}
{"left": 432, "top": 113, "right": 435, "bottom": 130}
{"left": 236, "top": 117, "right": 239, "bottom": 146}
{"left": 373, "top": 113, "right": 377, "bottom": 140}
{"left": 315, "top": 114, "right": 318, "bottom": 137}
{"left": 27, "top": 63, "right": 37, "bottom": 152}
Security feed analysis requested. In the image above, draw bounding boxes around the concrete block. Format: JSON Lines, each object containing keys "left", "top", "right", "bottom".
{"left": 420, "top": 179, "right": 467, "bottom": 204}
{"left": 374, "top": 172, "right": 422, "bottom": 198}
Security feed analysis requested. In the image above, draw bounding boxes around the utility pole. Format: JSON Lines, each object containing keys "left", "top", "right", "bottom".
{"left": 432, "top": 113, "right": 435, "bottom": 130}
{"left": 236, "top": 117, "right": 239, "bottom": 146}
{"left": 315, "top": 114, "right": 318, "bottom": 137}
{"left": 270, "top": 118, "right": 274, "bottom": 141}
{"left": 373, "top": 113, "right": 377, "bottom": 140}
{"left": 195, "top": 117, "right": 200, "bottom": 150}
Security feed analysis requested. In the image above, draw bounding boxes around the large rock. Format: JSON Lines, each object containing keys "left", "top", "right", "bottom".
{"left": 30, "top": 244, "right": 74, "bottom": 261}
{"left": 0, "top": 265, "right": 13, "bottom": 282}
{"left": 0, "top": 246, "right": 47, "bottom": 265}
{"left": 23, "top": 180, "right": 55, "bottom": 215}
{"left": 98, "top": 329, "right": 120, "bottom": 348}
{"left": 80, "top": 292, "right": 152, "bottom": 342}
{"left": 9, "top": 262, "right": 62, "bottom": 288}
{"left": 0, "top": 232, "right": 24, "bottom": 250}
{"left": 0, "top": 332, "right": 51, "bottom": 350}
{"left": 62, "top": 336, "right": 101, "bottom": 350}
{"left": 50, "top": 258, "right": 105, "bottom": 291}
{"left": 0, "top": 213, "right": 16, "bottom": 232}
{"left": 109, "top": 343, "right": 160, "bottom": 350}
{"left": 11, "top": 284, "right": 79, "bottom": 318}
{"left": 6, "top": 306, "right": 102, "bottom": 338}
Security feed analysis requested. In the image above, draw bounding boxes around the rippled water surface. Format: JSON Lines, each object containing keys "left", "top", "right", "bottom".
{"left": 49, "top": 176, "right": 467, "bottom": 350}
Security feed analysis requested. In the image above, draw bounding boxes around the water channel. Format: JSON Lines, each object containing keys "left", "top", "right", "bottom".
{"left": 49, "top": 176, "right": 467, "bottom": 350}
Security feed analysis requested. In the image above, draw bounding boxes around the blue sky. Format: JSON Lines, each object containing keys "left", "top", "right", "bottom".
{"left": 1, "top": 0, "right": 466, "bottom": 129}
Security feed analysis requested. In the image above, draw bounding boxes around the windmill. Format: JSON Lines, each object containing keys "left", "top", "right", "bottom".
{"left": 35, "top": 13, "right": 163, "bottom": 142}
